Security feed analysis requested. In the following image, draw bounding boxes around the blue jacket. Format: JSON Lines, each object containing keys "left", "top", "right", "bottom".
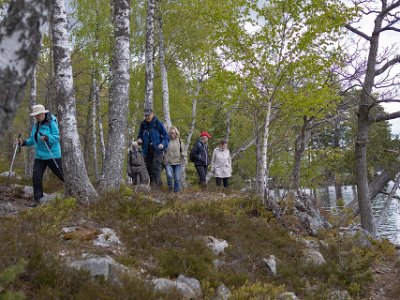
{"left": 138, "top": 116, "right": 169, "bottom": 157}
{"left": 24, "top": 113, "right": 61, "bottom": 160}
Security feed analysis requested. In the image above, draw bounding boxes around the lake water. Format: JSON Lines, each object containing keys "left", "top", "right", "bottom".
{"left": 269, "top": 183, "right": 400, "bottom": 245}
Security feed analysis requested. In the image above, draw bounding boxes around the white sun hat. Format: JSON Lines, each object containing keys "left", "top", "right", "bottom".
{"left": 30, "top": 104, "right": 49, "bottom": 116}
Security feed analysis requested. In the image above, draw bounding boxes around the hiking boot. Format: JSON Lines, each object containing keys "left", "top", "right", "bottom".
{"left": 28, "top": 200, "right": 40, "bottom": 208}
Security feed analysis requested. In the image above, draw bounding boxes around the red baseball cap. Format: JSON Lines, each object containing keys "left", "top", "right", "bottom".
{"left": 200, "top": 131, "right": 212, "bottom": 138}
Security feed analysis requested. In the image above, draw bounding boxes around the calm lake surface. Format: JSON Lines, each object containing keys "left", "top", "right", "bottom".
{"left": 269, "top": 183, "right": 400, "bottom": 245}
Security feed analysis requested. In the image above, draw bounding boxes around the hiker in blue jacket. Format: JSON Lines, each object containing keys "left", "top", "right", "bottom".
{"left": 137, "top": 108, "right": 169, "bottom": 188}
{"left": 17, "top": 104, "right": 64, "bottom": 207}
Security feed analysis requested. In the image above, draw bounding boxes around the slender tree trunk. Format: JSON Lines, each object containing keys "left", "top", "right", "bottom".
{"left": 261, "top": 100, "right": 272, "bottom": 201}
{"left": 144, "top": 0, "right": 155, "bottom": 110}
{"left": 255, "top": 111, "right": 263, "bottom": 194}
{"left": 0, "top": 0, "right": 50, "bottom": 141}
{"left": 99, "top": 0, "right": 130, "bottom": 191}
{"left": 226, "top": 101, "right": 239, "bottom": 142}
{"left": 83, "top": 88, "right": 92, "bottom": 165}
{"left": 291, "top": 116, "right": 311, "bottom": 191}
{"left": 52, "top": 0, "right": 98, "bottom": 202}
{"left": 181, "top": 78, "right": 201, "bottom": 188}
{"left": 158, "top": 15, "right": 171, "bottom": 129}
{"left": 355, "top": 14, "right": 384, "bottom": 237}
{"left": 25, "top": 66, "right": 37, "bottom": 177}
{"left": 91, "top": 77, "right": 99, "bottom": 180}
{"left": 97, "top": 93, "right": 106, "bottom": 163}
{"left": 184, "top": 79, "right": 201, "bottom": 153}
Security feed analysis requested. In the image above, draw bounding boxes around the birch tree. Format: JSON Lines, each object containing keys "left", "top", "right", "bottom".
{"left": 345, "top": 0, "right": 400, "bottom": 236}
{"left": 52, "top": 0, "right": 98, "bottom": 202}
{"left": 0, "top": 0, "right": 50, "bottom": 141}
{"left": 220, "top": 0, "right": 351, "bottom": 198}
{"left": 158, "top": 14, "right": 171, "bottom": 129}
{"left": 99, "top": 0, "right": 130, "bottom": 190}
{"left": 144, "top": 0, "right": 155, "bottom": 110}
{"left": 25, "top": 67, "right": 37, "bottom": 177}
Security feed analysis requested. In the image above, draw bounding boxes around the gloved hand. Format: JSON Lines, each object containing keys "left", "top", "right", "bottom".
{"left": 137, "top": 138, "right": 143, "bottom": 145}
{"left": 40, "top": 135, "right": 49, "bottom": 142}
{"left": 158, "top": 144, "right": 163, "bottom": 150}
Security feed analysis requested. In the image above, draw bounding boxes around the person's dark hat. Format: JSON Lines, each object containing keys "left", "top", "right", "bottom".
{"left": 200, "top": 131, "right": 212, "bottom": 138}
{"left": 144, "top": 108, "right": 153, "bottom": 115}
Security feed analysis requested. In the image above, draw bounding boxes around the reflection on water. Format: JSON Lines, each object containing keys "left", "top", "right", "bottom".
{"left": 269, "top": 183, "right": 400, "bottom": 245}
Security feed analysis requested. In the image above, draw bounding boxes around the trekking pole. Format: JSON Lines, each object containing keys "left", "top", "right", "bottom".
{"left": 6, "top": 133, "right": 21, "bottom": 189}
{"left": 39, "top": 132, "right": 63, "bottom": 176}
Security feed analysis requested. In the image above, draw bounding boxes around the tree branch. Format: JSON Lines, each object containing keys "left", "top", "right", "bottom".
{"left": 370, "top": 110, "right": 400, "bottom": 123}
{"left": 345, "top": 24, "right": 371, "bottom": 41}
{"left": 375, "top": 56, "right": 400, "bottom": 76}
{"left": 379, "top": 1, "right": 400, "bottom": 17}
{"left": 377, "top": 26, "right": 400, "bottom": 34}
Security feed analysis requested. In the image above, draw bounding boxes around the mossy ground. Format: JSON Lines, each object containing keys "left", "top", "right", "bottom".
{"left": 0, "top": 182, "right": 398, "bottom": 299}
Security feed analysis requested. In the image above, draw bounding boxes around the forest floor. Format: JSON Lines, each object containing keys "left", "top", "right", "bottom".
{"left": 0, "top": 181, "right": 400, "bottom": 299}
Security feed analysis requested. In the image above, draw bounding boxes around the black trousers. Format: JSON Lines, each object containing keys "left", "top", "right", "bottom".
{"left": 216, "top": 177, "right": 229, "bottom": 188}
{"left": 144, "top": 148, "right": 163, "bottom": 187}
{"left": 131, "top": 171, "right": 144, "bottom": 185}
{"left": 33, "top": 158, "right": 64, "bottom": 201}
{"left": 195, "top": 165, "right": 208, "bottom": 185}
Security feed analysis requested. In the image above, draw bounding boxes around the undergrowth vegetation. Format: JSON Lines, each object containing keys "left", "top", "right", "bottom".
{"left": 0, "top": 189, "right": 397, "bottom": 299}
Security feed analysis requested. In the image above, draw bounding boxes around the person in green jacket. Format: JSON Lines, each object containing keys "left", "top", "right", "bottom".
{"left": 17, "top": 104, "right": 64, "bottom": 207}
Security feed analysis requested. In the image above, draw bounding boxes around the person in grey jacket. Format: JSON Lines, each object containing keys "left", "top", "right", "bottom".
{"left": 127, "top": 141, "right": 146, "bottom": 185}
{"left": 211, "top": 139, "right": 232, "bottom": 188}
{"left": 164, "top": 126, "right": 187, "bottom": 192}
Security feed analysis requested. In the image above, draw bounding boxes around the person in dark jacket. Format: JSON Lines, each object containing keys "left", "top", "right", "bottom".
{"left": 127, "top": 141, "right": 146, "bottom": 185}
{"left": 17, "top": 104, "right": 64, "bottom": 207}
{"left": 137, "top": 108, "right": 169, "bottom": 188}
{"left": 190, "top": 131, "right": 211, "bottom": 186}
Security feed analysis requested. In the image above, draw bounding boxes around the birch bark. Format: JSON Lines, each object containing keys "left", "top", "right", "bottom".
{"left": 0, "top": 0, "right": 50, "bottom": 141}
{"left": 52, "top": 0, "right": 98, "bottom": 202}
{"left": 158, "top": 15, "right": 171, "bottom": 129}
{"left": 144, "top": 0, "right": 155, "bottom": 110}
{"left": 25, "top": 66, "right": 37, "bottom": 177}
{"left": 99, "top": 0, "right": 130, "bottom": 190}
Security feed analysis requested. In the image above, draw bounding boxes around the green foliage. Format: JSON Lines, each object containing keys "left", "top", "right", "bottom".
{"left": 157, "top": 239, "right": 214, "bottom": 279}
{"left": 0, "top": 260, "right": 26, "bottom": 300}
{"left": 230, "top": 281, "right": 286, "bottom": 299}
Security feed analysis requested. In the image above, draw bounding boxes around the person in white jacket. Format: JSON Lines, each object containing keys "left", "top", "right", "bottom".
{"left": 211, "top": 139, "right": 232, "bottom": 188}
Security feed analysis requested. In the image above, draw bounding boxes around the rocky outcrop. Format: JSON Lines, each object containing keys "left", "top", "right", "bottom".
{"left": 204, "top": 236, "right": 228, "bottom": 255}
{"left": 213, "top": 284, "right": 231, "bottom": 300}
{"left": 69, "top": 254, "right": 127, "bottom": 284}
{"left": 263, "top": 255, "right": 277, "bottom": 276}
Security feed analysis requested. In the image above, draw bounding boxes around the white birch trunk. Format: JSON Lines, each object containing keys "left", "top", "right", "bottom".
{"left": 144, "top": 0, "right": 155, "bottom": 110}
{"left": 99, "top": 0, "right": 130, "bottom": 190}
{"left": 181, "top": 79, "right": 201, "bottom": 188}
{"left": 91, "top": 77, "right": 99, "bottom": 179}
{"left": 0, "top": 0, "right": 49, "bottom": 141}
{"left": 254, "top": 111, "right": 263, "bottom": 194}
{"left": 261, "top": 100, "right": 272, "bottom": 201}
{"left": 52, "top": 0, "right": 98, "bottom": 202}
{"left": 97, "top": 93, "right": 106, "bottom": 163}
{"left": 184, "top": 79, "right": 201, "bottom": 153}
{"left": 158, "top": 15, "right": 171, "bottom": 129}
{"left": 25, "top": 66, "right": 37, "bottom": 177}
